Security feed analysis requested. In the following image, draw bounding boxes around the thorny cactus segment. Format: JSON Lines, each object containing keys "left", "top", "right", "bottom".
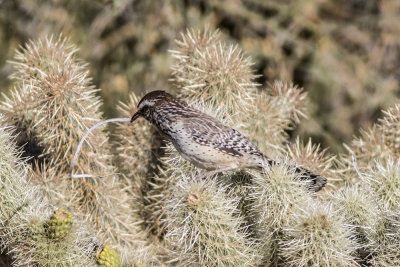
{"left": 46, "top": 209, "right": 73, "bottom": 240}
{"left": 241, "top": 90, "right": 290, "bottom": 155}
{"left": 95, "top": 245, "right": 121, "bottom": 267}
{"left": 1, "top": 36, "right": 105, "bottom": 173}
{"left": 10, "top": 36, "right": 80, "bottom": 85}
{"left": 358, "top": 157, "right": 400, "bottom": 266}
{"left": 328, "top": 185, "right": 379, "bottom": 263}
{"left": 346, "top": 104, "right": 400, "bottom": 168}
{"left": 345, "top": 127, "right": 388, "bottom": 169}
{"left": 249, "top": 163, "right": 311, "bottom": 230}
{"left": 0, "top": 118, "right": 96, "bottom": 267}
{"left": 140, "top": 141, "right": 196, "bottom": 238}
{"left": 171, "top": 28, "right": 258, "bottom": 114}
{"left": 241, "top": 82, "right": 307, "bottom": 157}
{"left": 267, "top": 81, "right": 308, "bottom": 124}
{"left": 280, "top": 202, "right": 357, "bottom": 267}
{"left": 174, "top": 28, "right": 220, "bottom": 56}
{"left": 165, "top": 176, "right": 260, "bottom": 266}
{"left": 365, "top": 158, "right": 400, "bottom": 211}
{"left": 247, "top": 162, "right": 312, "bottom": 264}
{"left": 379, "top": 104, "right": 400, "bottom": 157}
{"left": 370, "top": 211, "right": 400, "bottom": 266}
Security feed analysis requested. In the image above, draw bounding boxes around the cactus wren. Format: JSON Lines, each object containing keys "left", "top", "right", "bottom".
{"left": 131, "top": 90, "right": 326, "bottom": 191}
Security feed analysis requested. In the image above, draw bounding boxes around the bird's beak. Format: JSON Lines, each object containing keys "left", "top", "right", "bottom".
{"left": 130, "top": 112, "right": 141, "bottom": 122}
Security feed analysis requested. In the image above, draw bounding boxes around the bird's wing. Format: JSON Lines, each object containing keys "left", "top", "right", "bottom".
{"left": 183, "top": 116, "right": 262, "bottom": 157}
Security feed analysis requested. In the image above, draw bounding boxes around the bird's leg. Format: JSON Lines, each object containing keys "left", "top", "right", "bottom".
{"left": 196, "top": 166, "right": 238, "bottom": 180}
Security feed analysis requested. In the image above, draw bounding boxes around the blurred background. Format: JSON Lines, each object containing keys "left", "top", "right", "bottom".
{"left": 0, "top": 0, "right": 399, "bottom": 153}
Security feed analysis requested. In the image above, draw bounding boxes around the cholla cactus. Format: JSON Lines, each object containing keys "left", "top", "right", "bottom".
{"left": 4, "top": 27, "right": 400, "bottom": 266}
{"left": 363, "top": 159, "right": 400, "bottom": 266}
{"left": 170, "top": 28, "right": 258, "bottom": 115}
{"left": 280, "top": 202, "right": 357, "bottom": 266}
{"left": 370, "top": 211, "right": 400, "bottom": 266}
{"left": 340, "top": 108, "right": 400, "bottom": 265}
{"left": 164, "top": 176, "right": 260, "bottom": 266}
{"left": 328, "top": 185, "right": 379, "bottom": 263}
{"left": 247, "top": 162, "right": 312, "bottom": 264}
{"left": 241, "top": 90, "right": 290, "bottom": 156}
{"left": 380, "top": 105, "right": 400, "bottom": 156}
{"left": 267, "top": 81, "right": 308, "bottom": 124}
{"left": 0, "top": 36, "right": 153, "bottom": 264}
{"left": 1, "top": 36, "right": 106, "bottom": 176}
{"left": 239, "top": 82, "right": 308, "bottom": 158}
{"left": 365, "top": 158, "right": 400, "bottom": 212}
{"left": 345, "top": 104, "right": 400, "bottom": 169}
{"left": 0, "top": 116, "right": 97, "bottom": 267}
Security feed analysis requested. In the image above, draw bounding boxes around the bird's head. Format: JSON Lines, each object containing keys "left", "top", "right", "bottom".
{"left": 130, "top": 90, "right": 174, "bottom": 122}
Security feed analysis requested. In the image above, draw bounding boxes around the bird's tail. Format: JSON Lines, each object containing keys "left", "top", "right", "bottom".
{"left": 258, "top": 154, "right": 327, "bottom": 192}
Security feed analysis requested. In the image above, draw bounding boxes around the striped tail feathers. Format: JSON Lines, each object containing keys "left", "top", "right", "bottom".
{"left": 295, "top": 166, "right": 327, "bottom": 192}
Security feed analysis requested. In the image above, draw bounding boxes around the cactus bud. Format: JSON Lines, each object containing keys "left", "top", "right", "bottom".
{"left": 46, "top": 210, "right": 73, "bottom": 240}
{"left": 95, "top": 245, "right": 121, "bottom": 267}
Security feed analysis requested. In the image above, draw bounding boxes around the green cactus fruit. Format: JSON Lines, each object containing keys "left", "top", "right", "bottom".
{"left": 95, "top": 245, "right": 121, "bottom": 267}
{"left": 46, "top": 210, "right": 73, "bottom": 240}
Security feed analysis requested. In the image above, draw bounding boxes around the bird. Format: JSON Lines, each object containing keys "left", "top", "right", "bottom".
{"left": 130, "top": 90, "right": 327, "bottom": 192}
